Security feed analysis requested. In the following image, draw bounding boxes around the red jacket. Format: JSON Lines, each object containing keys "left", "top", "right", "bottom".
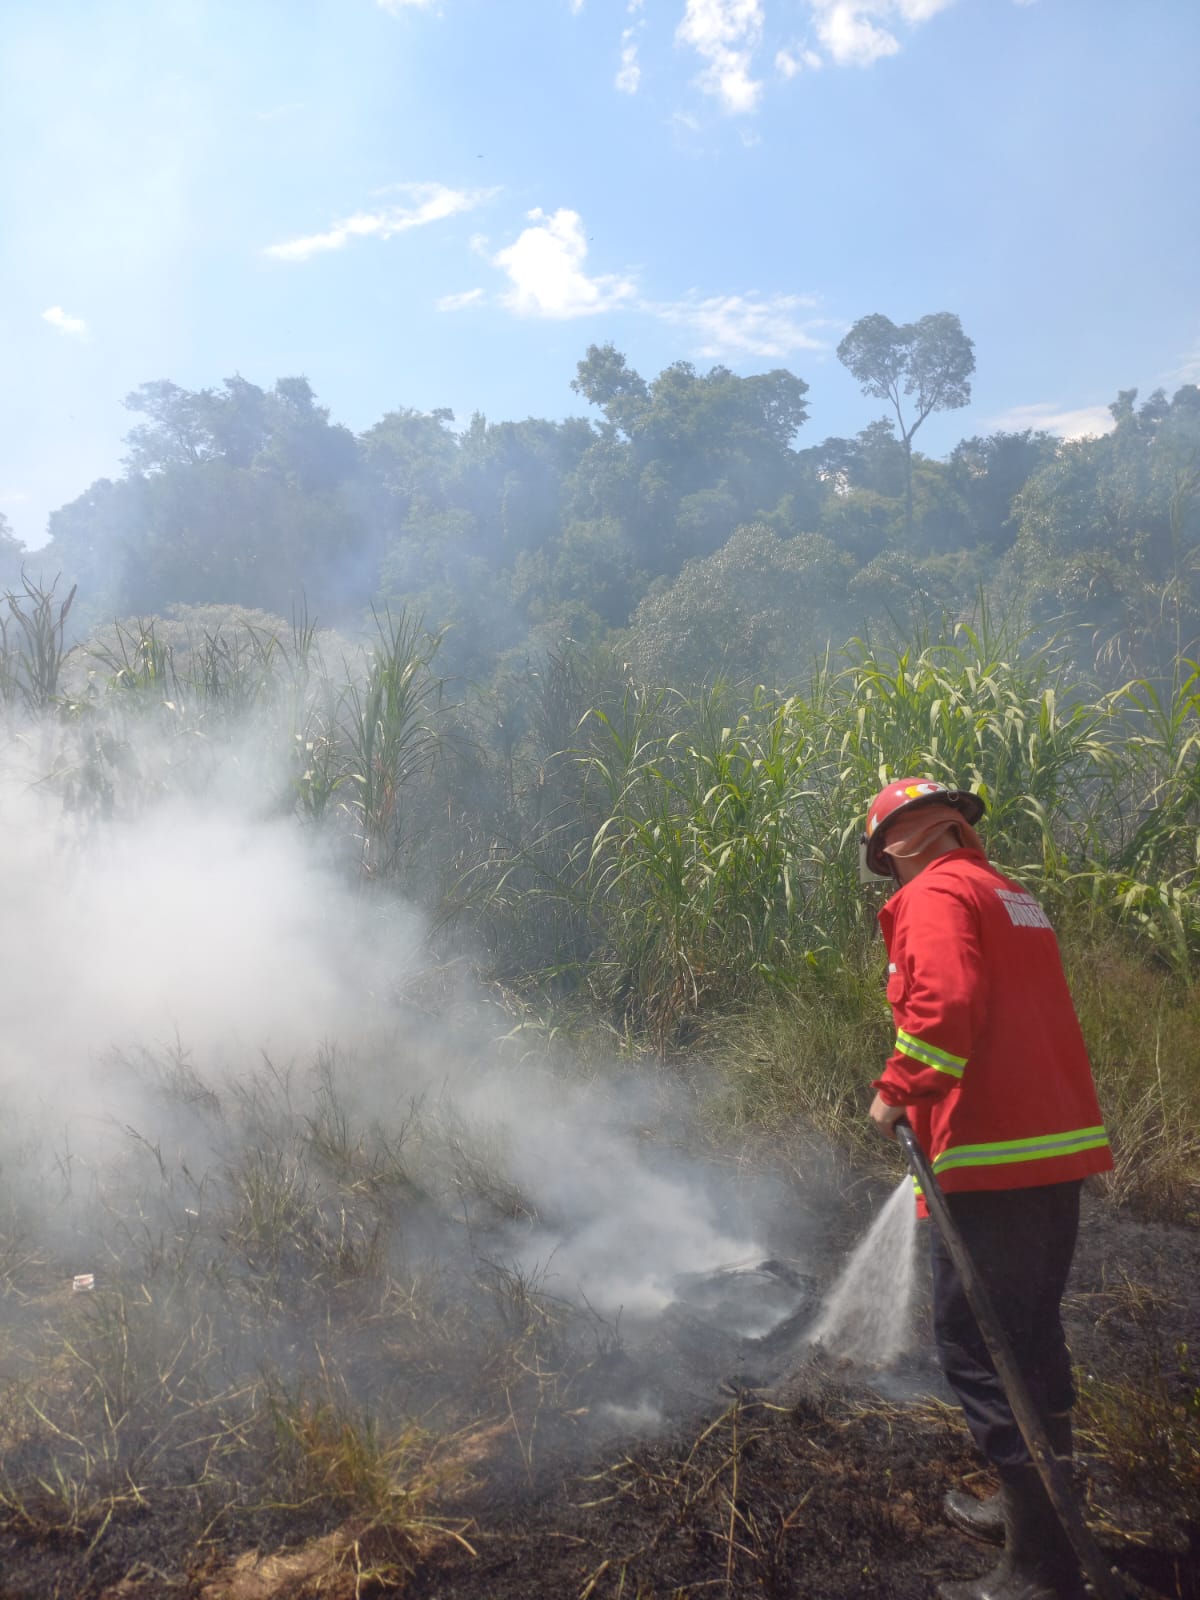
{"left": 874, "top": 848, "right": 1112, "bottom": 1206}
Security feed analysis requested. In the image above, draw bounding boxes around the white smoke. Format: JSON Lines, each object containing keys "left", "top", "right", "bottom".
{"left": 0, "top": 712, "right": 766, "bottom": 1323}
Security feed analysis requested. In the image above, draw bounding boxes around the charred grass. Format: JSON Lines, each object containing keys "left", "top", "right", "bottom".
{"left": 1, "top": 1051, "right": 1197, "bottom": 1600}
{"left": 403, "top": 1377, "right": 1198, "bottom": 1600}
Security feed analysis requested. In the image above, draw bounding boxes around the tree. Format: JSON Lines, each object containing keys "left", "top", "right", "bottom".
{"left": 1012, "top": 385, "right": 1200, "bottom": 673}
{"left": 569, "top": 345, "right": 811, "bottom": 570}
{"left": 254, "top": 376, "right": 359, "bottom": 493}
{"left": 40, "top": 477, "right": 147, "bottom": 626}
{"left": 46, "top": 375, "right": 369, "bottom": 622}
{"left": 571, "top": 343, "right": 649, "bottom": 435}
{"left": 627, "top": 522, "right": 852, "bottom": 688}
{"left": 453, "top": 415, "right": 594, "bottom": 561}
{"left": 949, "top": 429, "right": 1059, "bottom": 551}
{"left": 122, "top": 375, "right": 358, "bottom": 490}
{"left": 0, "top": 511, "right": 25, "bottom": 589}
{"left": 122, "top": 380, "right": 225, "bottom": 472}
{"left": 803, "top": 418, "right": 907, "bottom": 499}
{"left": 510, "top": 516, "right": 643, "bottom": 628}
{"left": 837, "top": 312, "right": 975, "bottom": 538}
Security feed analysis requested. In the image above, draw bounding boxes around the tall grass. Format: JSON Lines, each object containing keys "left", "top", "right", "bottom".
{"left": 478, "top": 614, "right": 1141, "bottom": 1047}
{"left": 0, "top": 573, "right": 77, "bottom": 712}
{"left": 575, "top": 685, "right": 828, "bottom": 1044}
{"left": 1, "top": 582, "right": 449, "bottom": 876}
{"left": 3, "top": 577, "right": 1200, "bottom": 1205}
{"left": 1070, "top": 660, "right": 1200, "bottom": 969}
{"left": 831, "top": 616, "right": 1108, "bottom": 878}
{"left": 453, "top": 612, "right": 1200, "bottom": 1212}
{"left": 336, "top": 608, "right": 445, "bottom": 880}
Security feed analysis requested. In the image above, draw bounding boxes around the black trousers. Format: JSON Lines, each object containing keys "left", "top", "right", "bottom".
{"left": 930, "top": 1180, "right": 1082, "bottom": 1469}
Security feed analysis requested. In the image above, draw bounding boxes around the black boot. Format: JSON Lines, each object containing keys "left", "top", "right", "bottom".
{"left": 937, "top": 1462, "right": 1085, "bottom": 1600}
{"left": 942, "top": 1413, "right": 1073, "bottom": 1548}
{"left": 944, "top": 1483, "right": 1005, "bottom": 1544}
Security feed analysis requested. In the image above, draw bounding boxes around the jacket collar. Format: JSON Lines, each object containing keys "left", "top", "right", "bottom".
{"left": 879, "top": 846, "right": 991, "bottom": 913}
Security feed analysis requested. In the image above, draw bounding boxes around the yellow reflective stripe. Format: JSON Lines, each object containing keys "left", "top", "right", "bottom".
{"left": 895, "top": 1029, "right": 966, "bottom": 1078}
{"left": 933, "top": 1126, "right": 1110, "bottom": 1175}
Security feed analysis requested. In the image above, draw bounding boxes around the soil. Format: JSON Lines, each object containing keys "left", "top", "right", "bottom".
{"left": 2, "top": 1186, "right": 1197, "bottom": 1600}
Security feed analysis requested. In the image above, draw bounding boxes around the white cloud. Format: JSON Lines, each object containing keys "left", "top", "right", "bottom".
{"left": 616, "top": 28, "right": 643, "bottom": 94}
{"left": 377, "top": 0, "right": 438, "bottom": 11}
{"left": 436, "top": 287, "right": 485, "bottom": 311}
{"left": 676, "top": 0, "right": 765, "bottom": 115}
{"left": 677, "top": 0, "right": 954, "bottom": 97}
{"left": 652, "top": 292, "right": 826, "bottom": 359}
{"left": 809, "top": 0, "right": 955, "bottom": 68}
{"left": 41, "top": 305, "right": 89, "bottom": 338}
{"left": 265, "top": 183, "right": 491, "bottom": 262}
{"left": 487, "top": 200, "right": 827, "bottom": 358}
{"left": 1165, "top": 342, "right": 1200, "bottom": 386}
{"left": 894, "top": 0, "right": 956, "bottom": 19}
{"left": 812, "top": 3, "right": 898, "bottom": 65}
{"left": 493, "top": 209, "right": 637, "bottom": 319}
{"left": 988, "top": 402, "right": 1116, "bottom": 441}
{"left": 776, "top": 45, "right": 823, "bottom": 77}
{"left": 616, "top": 47, "right": 641, "bottom": 94}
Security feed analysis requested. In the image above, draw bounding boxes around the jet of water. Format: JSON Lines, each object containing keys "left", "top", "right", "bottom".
{"left": 808, "top": 1176, "right": 918, "bottom": 1366}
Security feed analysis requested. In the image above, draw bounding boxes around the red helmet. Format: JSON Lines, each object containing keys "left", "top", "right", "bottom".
{"left": 862, "top": 778, "right": 985, "bottom": 877}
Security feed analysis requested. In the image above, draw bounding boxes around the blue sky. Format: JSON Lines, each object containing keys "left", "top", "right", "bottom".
{"left": 2, "top": 0, "right": 1197, "bottom": 549}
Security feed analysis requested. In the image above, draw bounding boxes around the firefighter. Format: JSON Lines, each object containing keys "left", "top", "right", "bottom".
{"left": 861, "top": 778, "right": 1112, "bottom": 1600}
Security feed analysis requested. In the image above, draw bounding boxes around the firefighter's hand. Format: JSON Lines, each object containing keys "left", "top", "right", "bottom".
{"left": 869, "top": 1093, "right": 907, "bottom": 1139}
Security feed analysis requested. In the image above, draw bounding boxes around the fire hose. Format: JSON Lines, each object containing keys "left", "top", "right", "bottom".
{"left": 893, "top": 1119, "right": 1126, "bottom": 1600}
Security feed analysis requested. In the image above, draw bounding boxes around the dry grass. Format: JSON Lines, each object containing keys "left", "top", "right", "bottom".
{"left": 577, "top": 1397, "right": 775, "bottom": 1596}
{"left": 1075, "top": 1277, "right": 1200, "bottom": 1530}
{"left": 1063, "top": 920, "right": 1200, "bottom": 1223}
{"left": 0, "top": 1049, "right": 620, "bottom": 1585}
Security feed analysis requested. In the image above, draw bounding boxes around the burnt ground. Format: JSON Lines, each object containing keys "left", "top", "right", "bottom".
{"left": 398, "top": 1192, "right": 1200, "bottom": 1600}
{"left": 1, "top": 1186, "right": 1197, "bottom": 1600}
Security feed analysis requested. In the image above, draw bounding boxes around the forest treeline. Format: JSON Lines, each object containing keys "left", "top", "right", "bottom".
{"left": 5, "top": 330, "right": 1199, "bottom": 691}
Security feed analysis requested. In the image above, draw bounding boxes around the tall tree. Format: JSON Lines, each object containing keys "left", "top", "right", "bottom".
{"left": 837, "top": 312, "right": 975, "bottom": 537}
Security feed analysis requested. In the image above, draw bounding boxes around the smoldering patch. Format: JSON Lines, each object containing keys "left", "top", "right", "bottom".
{"left": 667, "top": 1257, "right": 816, "bottom": 1340}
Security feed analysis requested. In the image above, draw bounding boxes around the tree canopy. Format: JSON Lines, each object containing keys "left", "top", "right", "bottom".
{"left": 23, "top": 329, "right": 1200, "bottom": 691}
{"left": 837, "top": 312, "right": 975, "bottom": 536}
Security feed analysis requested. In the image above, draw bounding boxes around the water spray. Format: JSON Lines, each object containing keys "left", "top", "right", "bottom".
{"left": 893, "top": 1119, "right": 1126, "bottom": 1600}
